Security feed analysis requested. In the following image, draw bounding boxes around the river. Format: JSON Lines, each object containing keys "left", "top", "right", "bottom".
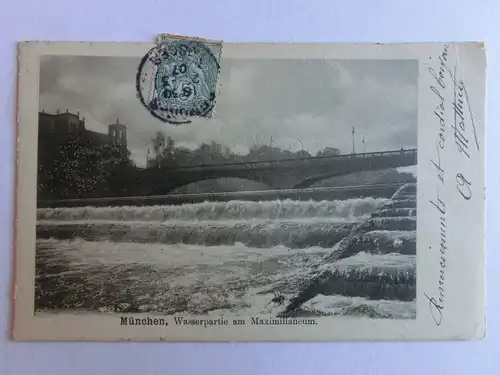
{"left": 35, "top": 183, "right": 416, "bottom": 319}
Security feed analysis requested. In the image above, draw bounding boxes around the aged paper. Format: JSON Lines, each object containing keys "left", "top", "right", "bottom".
{"left": 12, "top": 40, "right": 486, "bottom": 341}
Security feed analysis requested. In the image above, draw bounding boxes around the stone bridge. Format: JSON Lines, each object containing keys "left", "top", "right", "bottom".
{"left": 133, "top": 149, "right": 417, "bottom": 195}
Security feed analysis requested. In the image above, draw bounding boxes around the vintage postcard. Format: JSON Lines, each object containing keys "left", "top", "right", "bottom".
{"left": 12, "top": 40, "right": 486, "bottom": 341}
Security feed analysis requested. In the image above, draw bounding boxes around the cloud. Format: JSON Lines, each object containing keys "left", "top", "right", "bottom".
{"left": 130, "top": 147, "right": 148, "bottom": 168}
{"left": 39, "top": 55, "right": 418, "bottom": 163}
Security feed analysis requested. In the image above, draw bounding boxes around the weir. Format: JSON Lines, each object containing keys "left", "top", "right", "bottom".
{"left": 279, "top": 182, "right": 417, "bottom": 316}
{"left": 35, "top": 181, "right": 417, "bottom": 317}
{"left": 37, "top": 183, "right": 406, "bottom": 208}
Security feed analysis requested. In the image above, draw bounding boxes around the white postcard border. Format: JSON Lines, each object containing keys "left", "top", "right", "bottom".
{"left": 13, "top": 41, "right": 486, "bottom": 341}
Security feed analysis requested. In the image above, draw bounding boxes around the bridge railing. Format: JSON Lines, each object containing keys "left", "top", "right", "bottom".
{"left": 142, "top": 148, "right": 418, "bottom": 171}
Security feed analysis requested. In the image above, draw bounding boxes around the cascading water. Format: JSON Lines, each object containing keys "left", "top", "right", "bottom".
{"left": 280, "top": 182, "right": 417, "bottom": 317}
{"left": 35, "top": 184, "right": 416, "bottom": 318}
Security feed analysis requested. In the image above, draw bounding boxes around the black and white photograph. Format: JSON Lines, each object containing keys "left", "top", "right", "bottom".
{"left": 34, "top": 51, "right": 418, "bottom": 320}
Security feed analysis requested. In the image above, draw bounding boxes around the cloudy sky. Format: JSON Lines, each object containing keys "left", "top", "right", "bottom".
{"left": 39, "top": 55, "right": 418, "bottom": 167}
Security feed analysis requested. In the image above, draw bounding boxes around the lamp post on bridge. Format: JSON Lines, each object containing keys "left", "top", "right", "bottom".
{"left": 352, "top": 126, "right": 355, "bottom": 154}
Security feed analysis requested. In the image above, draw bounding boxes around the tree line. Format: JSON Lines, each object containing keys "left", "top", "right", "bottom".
{"left": 36, "top": 130, "right": 342, "bottom": 200}
{"left": 37, "top": 134, "right": 134, "bottom": 199}
{"left": 148, "top": 131, "right": 341, "bottom": 168}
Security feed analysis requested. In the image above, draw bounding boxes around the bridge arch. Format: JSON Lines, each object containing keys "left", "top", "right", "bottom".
{"left": 142, "top": 170, "right": 276, "bottom": 195}
{"left": 292, "top": 172, "right": 348, "bottom": 189}
{"left": 291, "top": 166, "right": 417, "bottom": 190}
{"left": 169, "top": 177, "right": 273, "bottom": 194}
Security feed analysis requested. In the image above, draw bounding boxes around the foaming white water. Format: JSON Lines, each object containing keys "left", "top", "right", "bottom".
{"left": 364, "top": 230, "right": 416, "bottom": 242}
{"left": 391, "top": 183, "right": 417, "bottom": 200}
{"left": 37, "top": 238, "right": 329, "bottom": 270}
{"left": 37, "top": 239, "right": 415, "bottom": 318}
{"left": 37, "top": 197, "right": 389, "bottom": 222}
{"left": 37, "top": 219, "right": 355, "bottom": 248}
{"left": 37, "top": 216, "right": 354, "bottom": 227}
{"left": 396, "top": 165, "right": 417, "bottom": 178}
{"left": 319, "top": 251, "right": 415, "bottom": 275}
{"left": 36, "top": 239, "right": 329, "bottom": 315}
{"left": 334, "top": 251, "right": 415, "bottom": 269}
{"left": 302, "top": 295, "right": 416, "bottom": 319}
{"left": 35, "top": 193, "right": 417, "bottom": 317}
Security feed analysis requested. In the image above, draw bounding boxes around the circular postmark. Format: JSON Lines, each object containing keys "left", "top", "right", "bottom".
{"left": 136, "top": 38, "right": 221, "bottom": 124}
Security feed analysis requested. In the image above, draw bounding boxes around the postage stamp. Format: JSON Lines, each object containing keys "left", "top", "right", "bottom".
{"left": 136, "top": 35, "right": 222, "bottom": 124}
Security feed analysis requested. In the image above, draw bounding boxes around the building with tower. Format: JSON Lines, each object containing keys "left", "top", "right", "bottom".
{"left": 38, "top": 110, "right": 128, "bottom": 148}
{"left": 108, "top": 119, "right": 127, "bottom": 147}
